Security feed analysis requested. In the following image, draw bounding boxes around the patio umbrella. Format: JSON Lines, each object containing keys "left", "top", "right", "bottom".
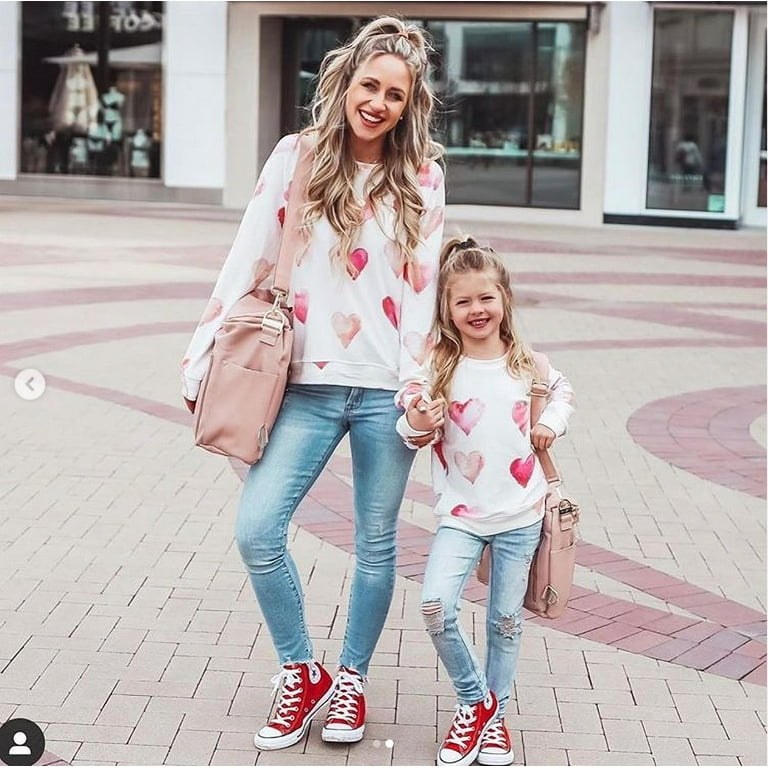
{"left": 47, "top": 44, "right": 100, "bottom": 132}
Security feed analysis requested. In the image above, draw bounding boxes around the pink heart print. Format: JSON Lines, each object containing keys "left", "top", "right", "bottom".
{"left": 448, "top": 398, "right": 485, "bottom": 436}
{"left": 418, "top": 163, "right": 442, "bottom": 190}
{"left": 382, "top": 296, "right": 399, "bottom": 329}
{"left": 509, "top": 454, "right": 535, "bottom": 487}
{"left": 385, "top": 241, "right": 404, "bottom": 277}
{"left": 199, "top": 297, "right": 223, "bottom": 325}
{"left": 422, "top": 206, "right": 444, "bottom": 239}
{"left": 277, "top": 207, "right": 285, "bottom": 227}
{"left": 332, "top": 312, "right": 362, "bottom": 348}
{"left": 455, "top": 450, "right": 485, "bottom": 484}
{"left": 404, "top": 332, "right": 435, "bottom": 365}
{"left": 403, "top": 260, "right": 434, "bottom": 294}
{"left": 252, "top": 257, "right": 273, "bottom": 288}
{"left": 512, "top": 400, "right": 528, "bottom": 433}
{"left": 283, "top": 181, "right": 292, "bottom": 202}
{"left": 450, "top": 504, "right": 483, "bottom": 518}
{"left": 346, "top": 248, "right": 368, "bottom": 279}
{"left": 433, "top": 441, "right": 448, "bottom": 473}
{"left": 314, "top": 361, "right": 328, "bottom": 369}
{"left": 294, "top": 291, "right": 309, "bottom": 324}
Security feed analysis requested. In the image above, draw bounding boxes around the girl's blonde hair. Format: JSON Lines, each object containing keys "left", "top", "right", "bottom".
{"left": 431, "top": 235, "right": 536, "bottom": 403}
{"left": 301, "top": 16, "right": 443, "bottom": 274}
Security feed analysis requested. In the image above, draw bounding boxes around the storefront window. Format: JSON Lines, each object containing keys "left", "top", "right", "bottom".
{"left": 425, "top": 20, "right": 585, "bottom": 208}
{"left": 21, "top": 1, "right": 163, "bottom": 179}
{"left": 531, "top": 22, "right": 586, "bottom": 208}
{"left": 646, "top": 10, "right": 733, "bottom": 212}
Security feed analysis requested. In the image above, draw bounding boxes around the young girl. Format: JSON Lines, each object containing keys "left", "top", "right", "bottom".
{"left": 398, "top": 236, "right": 575, "bottom": 766}
{"left": 181, "top": 17, "right": 444, "bottom": 752}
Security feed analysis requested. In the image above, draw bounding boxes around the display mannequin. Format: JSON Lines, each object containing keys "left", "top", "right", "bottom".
{"left": 87, "top": 110, "right": 111, "bottom": 175}
{"left": 101, "top": 85, "right": 125, "bottom": 141}
{"left": 130, "top": 129, "right": 151, "bottom": 177}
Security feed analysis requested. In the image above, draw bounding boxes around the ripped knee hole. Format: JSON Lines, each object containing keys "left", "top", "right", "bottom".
{"left": 421, "top": 599, "right": 444, "bottom": 633}
{"left": 494, "top": 613, "right": 521, "bottom": 639}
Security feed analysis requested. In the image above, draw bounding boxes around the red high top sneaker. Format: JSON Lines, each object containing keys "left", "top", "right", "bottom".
{"left": 321, "top": 666, "right": 366, "bottom": 743}
{"left": 437, "top": 691, "right": 499, "bottom": 766}
{"left": 253, "top": 661, "right": 334, "bottom": 750}
{"left": 477, "top": 718, "right": 515, "bottom": 765}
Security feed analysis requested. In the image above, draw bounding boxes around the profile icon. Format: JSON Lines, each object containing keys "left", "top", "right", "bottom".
{"left": 0, "top": 719, "right": 45, "bottom": 766}
{"left": 8, "top": 733, "right": 31, "bottom": 756}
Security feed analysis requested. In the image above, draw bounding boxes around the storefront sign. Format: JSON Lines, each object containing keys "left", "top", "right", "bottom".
{"left": 62, "top": 8, "right": 163, "bottom": 34}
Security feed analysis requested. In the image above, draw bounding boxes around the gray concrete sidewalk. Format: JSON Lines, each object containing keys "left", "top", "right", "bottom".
{"left": 0, "top": 196, "right": 765, "bottom": 766}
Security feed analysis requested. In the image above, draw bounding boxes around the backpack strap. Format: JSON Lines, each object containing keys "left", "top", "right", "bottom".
{"left": 530, "top": 352, "right": 560, "bottom": 486}
{"left": 271, "top": 134, "right": 314, "bottom": 300}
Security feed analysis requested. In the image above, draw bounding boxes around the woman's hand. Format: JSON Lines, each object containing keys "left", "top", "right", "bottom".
{"left": 531, "top": 423, "right": 555, "bottom": 451}
{"left": 184, "top": 397, "right": 196, "bottom": 414}
{"left": 406, "top": 394, "right": 445, "bottom": 433}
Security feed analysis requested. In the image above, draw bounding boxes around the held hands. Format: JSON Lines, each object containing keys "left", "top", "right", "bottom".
{"left": 406, "top": 394, "right": 445, "bottom": 432}
{"left": 405, "top": 393, "right": 445, "bottom": 447}
{"left": 531, "top": 423, "right": 556, "bottom": 451}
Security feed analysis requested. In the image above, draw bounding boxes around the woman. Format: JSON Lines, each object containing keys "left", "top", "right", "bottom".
{"left": 181, "top": 16, "right": 445, "bottom": 752}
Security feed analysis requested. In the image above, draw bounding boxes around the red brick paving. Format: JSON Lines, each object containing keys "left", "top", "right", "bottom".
{"left": 628, "top": 386, "right": 767, "bottom": 499}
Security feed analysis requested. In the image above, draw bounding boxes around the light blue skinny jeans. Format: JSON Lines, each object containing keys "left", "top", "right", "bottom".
{"left": 421, "top": 520, "right": 543, "bottom": 715}
{"left": 235, "top": 383, "right": 415, "bottom": 676}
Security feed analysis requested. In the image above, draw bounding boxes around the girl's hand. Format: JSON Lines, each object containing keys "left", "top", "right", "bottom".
{"left": 531, "top": 423, "right": 555, "bottom": 451}
{"left": 406, "top": 394, "right": 445, "bottom": 433}
{"left": 408, "top": 431, "right": 437, "bottom": 449}
{"left": 184, "top": 397, "right": 196, "bottom": 414}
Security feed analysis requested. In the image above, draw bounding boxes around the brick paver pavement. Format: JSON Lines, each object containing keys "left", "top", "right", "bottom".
{"left": 0, "top": 197, "right": 765, "bottom": 766}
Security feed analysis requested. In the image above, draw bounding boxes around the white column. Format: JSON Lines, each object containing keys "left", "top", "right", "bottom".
{"left": 602, "top": 2, "right": 654, "bottom": 216}
{"left": 0, "top": 1, "right": 19, "bottom": 180}
{"left": 163, "top": 1, "right": 227, "bottom": 189}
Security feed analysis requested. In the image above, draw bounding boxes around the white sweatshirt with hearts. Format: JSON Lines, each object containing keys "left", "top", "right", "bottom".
{"left": 399, "top": 355, "right": 575, "bottom": 535}
{"left": 181, "top": 134, "right": 445, "bottom": 401}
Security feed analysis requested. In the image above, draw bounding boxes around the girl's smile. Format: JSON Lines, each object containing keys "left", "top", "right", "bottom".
{"left": 447, "top": 270, "right": 506, "bottom": 358}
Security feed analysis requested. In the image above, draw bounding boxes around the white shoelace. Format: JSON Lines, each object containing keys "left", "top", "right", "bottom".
{"left": 482, "top": 720, "right": 507, "bottom": 749}
{"left": 268, "top": 667, "right": 303, "bottom": 728}
{"left": 327, "top": 670, "right": 364, "bottom": 724}
{"left": 444, "top": 703, "right": 477, "bottom": 749}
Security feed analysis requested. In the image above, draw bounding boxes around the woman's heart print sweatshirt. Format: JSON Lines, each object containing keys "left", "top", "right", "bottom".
{"left": 181, "top": 134, "right": 446, "bottom": 402}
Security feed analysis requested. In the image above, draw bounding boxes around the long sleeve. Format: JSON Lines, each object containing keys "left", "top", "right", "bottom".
{"left": 394, "top": 161, "right": 445, "bottom": 409}
{"left": 180, "top": 135, "right": 299, "bottom": 399}
{"left": 536, "top": 363, "right": 575, "bottom": 438}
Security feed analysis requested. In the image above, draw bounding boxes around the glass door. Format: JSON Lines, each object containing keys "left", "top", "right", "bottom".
{"left": 741, "top": 11, "right": 766, "bottom": 227}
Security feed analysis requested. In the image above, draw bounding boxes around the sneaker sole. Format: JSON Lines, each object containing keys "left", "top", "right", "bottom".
{"left": 437, "top": 747, "right": 481, "bottom": 767}
{"left": 253, "top": 685, "right": 335, "bottom": 751}
{"left": 477, "top": 748, "right": 515, "bottom": 766}
{"left": 437, "top": 701, "right": 500, "bottom": 766}
{"left": 321, "top": 724, "right": 365, "bottom": 743}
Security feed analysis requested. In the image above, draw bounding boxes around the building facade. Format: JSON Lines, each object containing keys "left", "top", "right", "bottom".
{"left": 0, "top": 1, "right": 764, "bottom": 228}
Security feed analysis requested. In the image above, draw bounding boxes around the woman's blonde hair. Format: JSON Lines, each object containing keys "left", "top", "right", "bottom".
{"left": 431, "top": 235, "right": 536, "bottom": 403}
{"left": 301, "top": 16, "right": 443, "bottom": 275}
